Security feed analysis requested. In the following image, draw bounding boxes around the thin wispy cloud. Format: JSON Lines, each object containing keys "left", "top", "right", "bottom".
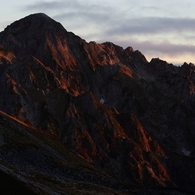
{"left": 126, "top": 40, "right": 195, "bottom": 56}
{"left": 22, "top": 0, "right": 113, "bottom": 26}
{"left": 22, "top": 1, "right": 195, "bottom": 36}
{"left": 18, "top": 0, "right": 195, "bottom": 64}
{"left": 53, "top": 10, "right": 111, "bottom": 24}
{"left": 23, "top": 0, "right": 195, "bottom": 35}
{"left": 141, "top": 6, "right": 159, "bottom": 11}
{"left": 23, "top": 0, "right": 78, "bottom": 11}
{"left": 105, "top": 17, "right": 195, "bottom": 36}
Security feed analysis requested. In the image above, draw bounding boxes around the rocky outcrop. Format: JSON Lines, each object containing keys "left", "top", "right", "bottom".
{"left": 0, "top": 13, "right": 195, "bottom": 194}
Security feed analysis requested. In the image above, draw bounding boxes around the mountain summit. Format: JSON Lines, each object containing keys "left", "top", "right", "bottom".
{"left": 0, "top": 13, "right": 68, "bottom": 58}
{"left": 0, "top": 13, "right": 195, "bottom": 194}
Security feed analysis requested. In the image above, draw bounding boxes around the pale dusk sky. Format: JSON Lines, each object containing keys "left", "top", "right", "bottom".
{"left": 1, "top": 0, "right": 195, "bottom": 65}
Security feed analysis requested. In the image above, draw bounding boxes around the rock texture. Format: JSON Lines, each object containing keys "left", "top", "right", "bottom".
{"left": 0, "top": 13, "right": 195, "bottom": 194}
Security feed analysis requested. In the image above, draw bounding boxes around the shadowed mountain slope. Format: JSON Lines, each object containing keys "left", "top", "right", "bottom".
{"left": 0, "top": 13, "right": 195, "bottom": 194}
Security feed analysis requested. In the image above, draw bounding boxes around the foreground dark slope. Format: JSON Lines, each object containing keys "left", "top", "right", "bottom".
{"left": 0, "top": 110, "right": 131, "bottom": 195}
{"left": 0, "top": 13, "right": 195, "bottom": 194}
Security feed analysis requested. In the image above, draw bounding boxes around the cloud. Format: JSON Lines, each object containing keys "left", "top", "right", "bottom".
{"left": 23, "top": 0, "right": 77, "bottom": 11}
{"left": 105, "top": 17, "right": 195, "bottom": 36}
{"left": 53, "top": 10, "right": 111, "bottom": 24}
{"left": 23, "top": 1, "right": 195, "bottom": 37}
{"left": 140, "top": 5, "right": 160, "bottom": 12}
{"left": 141, "top": 41, "right": 195, "bottom": 56}
{"left": 22, "top": 0, "right": 113, "bottom": 28}
{"left": 112, "top": 39, "right": 195, "bottom": 64}
{"left": 20, "top": 0, "right": 195, "bottom": 64}
{"left": 115, "top": 40, "right": 195, "bottom": 56}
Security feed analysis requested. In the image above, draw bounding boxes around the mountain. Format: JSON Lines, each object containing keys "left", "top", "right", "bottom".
{"left": 0, "top": 13, "right": 194, "bottom": 194}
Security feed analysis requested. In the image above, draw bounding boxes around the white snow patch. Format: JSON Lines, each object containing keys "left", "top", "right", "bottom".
{"left": 182, "top": 148, "right": 191, "bottom": 156}
{"left": 100, "top": 98, "right": 105, "bottom": 104}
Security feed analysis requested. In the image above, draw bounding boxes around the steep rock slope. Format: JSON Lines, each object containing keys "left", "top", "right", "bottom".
{"left": 0, "top": 13, "right": 195, "bottom": 194}
{"left": 0, "top": 110, "right": 131, "bottom": 195}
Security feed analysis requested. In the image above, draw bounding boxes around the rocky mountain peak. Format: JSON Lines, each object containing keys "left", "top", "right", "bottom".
{"left": 0, "top": 13, "right": 67, "bottom": 58}
{"left": 180, "top": 62, "right": 195, "bottom": 77}
{"left": 3, "top": 13, "right": 63, "bottom": 33}
{"left": 0, "top": 13, "right": 195, "bottom": 194}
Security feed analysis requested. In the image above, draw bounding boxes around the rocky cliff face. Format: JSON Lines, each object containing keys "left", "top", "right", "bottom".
{"left": 0, "top": 13, "right": 194, "bottom": 194}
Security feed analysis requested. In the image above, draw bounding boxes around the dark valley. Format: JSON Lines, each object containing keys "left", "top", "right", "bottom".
{"left": 0, "top": 13, "right": 195, "bottom": 194}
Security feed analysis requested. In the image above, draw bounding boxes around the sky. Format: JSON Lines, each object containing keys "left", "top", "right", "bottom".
{"left": 1, "top": 0, "right": 195, "bottom": 65}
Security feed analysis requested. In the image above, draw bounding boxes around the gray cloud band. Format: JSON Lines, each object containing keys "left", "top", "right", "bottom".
{"left": 23, "top": 1, "right": 195, "bottom": 34}
{"left": 105, "top": 17, "right": 195, "bottom": 35}
{"left": 125, "top": 40, "right": 195, "bottom": 56}
{"left": 21, "top": 0, "right": 195, "bottom": 63}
